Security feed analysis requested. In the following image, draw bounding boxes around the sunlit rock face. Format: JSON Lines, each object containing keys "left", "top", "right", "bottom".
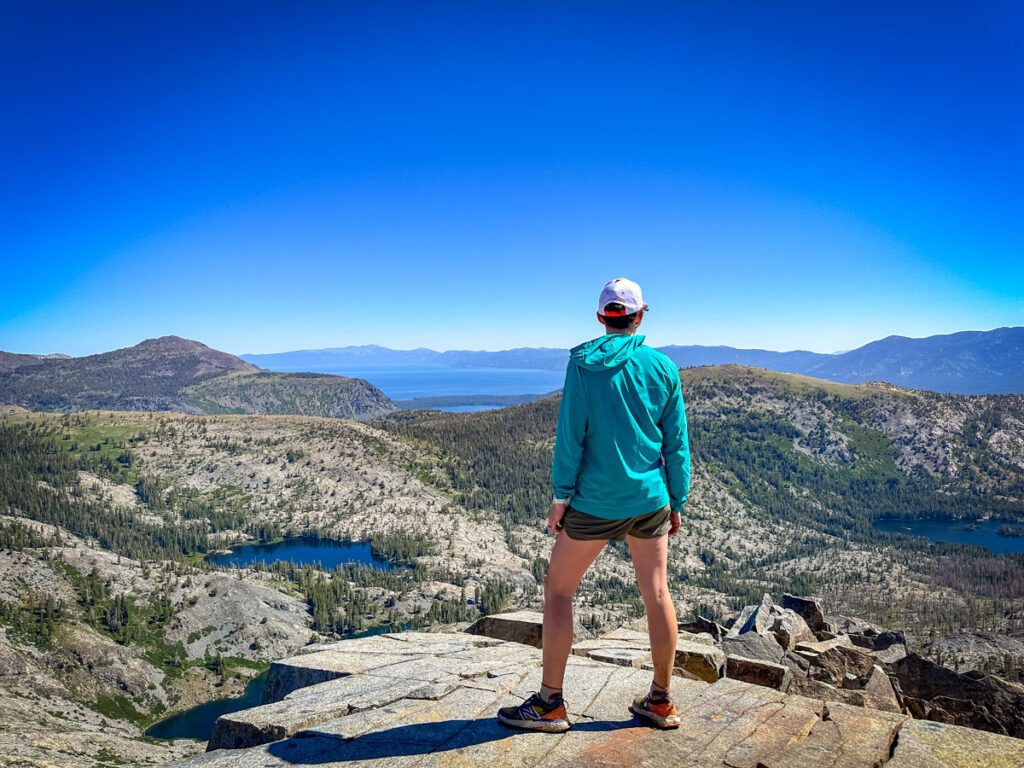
{"left": 170, "top": 629, "right": 1024, "bottom": 768}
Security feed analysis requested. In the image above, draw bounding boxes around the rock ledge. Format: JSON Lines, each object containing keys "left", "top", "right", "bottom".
{"left": 170, "top": 630, "right": 1024, "bottom": 768}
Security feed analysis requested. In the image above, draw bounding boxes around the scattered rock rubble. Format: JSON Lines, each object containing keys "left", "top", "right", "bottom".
{"left": 170, "top": 611, "right": 1024, "bottom": 768}
{"left": 678, "top": 593, "right": 1024, "bottom": 739}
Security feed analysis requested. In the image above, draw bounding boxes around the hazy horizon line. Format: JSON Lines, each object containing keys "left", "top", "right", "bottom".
{"left": 6, "top": 324, "right": 1021, "bottom": 360}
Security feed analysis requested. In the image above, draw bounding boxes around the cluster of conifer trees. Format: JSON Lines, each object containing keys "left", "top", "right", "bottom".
{"left": 367, "top": 530, "right": 434, "bottom": 564}
{"left": 0, "top": 423, "right": 211, "bottom": 559}
{"left": 0, "top": 519, "right": 59, "bottom": 549}
{"left": 380, "top": 399, "right": 559, "bottom": 528}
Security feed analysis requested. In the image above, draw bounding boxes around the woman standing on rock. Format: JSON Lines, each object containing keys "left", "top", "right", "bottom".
{"left": 497, "top": 277, "right": 692, "bottom": 732}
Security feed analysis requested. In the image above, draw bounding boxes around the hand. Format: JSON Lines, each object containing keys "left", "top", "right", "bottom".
{"left": 547, "top": 502, "right": 567, "bottom": 534}
{"left": 668, "top": 511, "right": 681, "bottom": 537}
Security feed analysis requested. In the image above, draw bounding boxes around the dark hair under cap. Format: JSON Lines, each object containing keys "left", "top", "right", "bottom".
{"left": 602, "top": 302, "right": 640, "bottom": 329}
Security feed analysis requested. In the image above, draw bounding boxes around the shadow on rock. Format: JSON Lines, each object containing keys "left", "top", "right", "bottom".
{"left": 265, "top": 717, "right": 643, "bottom": 763}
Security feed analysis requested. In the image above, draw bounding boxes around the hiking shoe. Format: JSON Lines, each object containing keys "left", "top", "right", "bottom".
{"left": 497, "top": 692, "right": 571, "bottom": 733}
{"left": 629, "top": 693, "right": 681, "bottom": 729}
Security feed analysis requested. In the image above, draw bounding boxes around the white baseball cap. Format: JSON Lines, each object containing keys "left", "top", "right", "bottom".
{"left": 598, "top": 277, "right": 649, "bottom": 316}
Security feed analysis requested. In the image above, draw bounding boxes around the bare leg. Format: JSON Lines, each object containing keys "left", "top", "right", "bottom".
{"left": 627, "top": 533, "right": 677, "bottom": 689}
{"left": 541, "top": 534, "right": 607, "bottom": 690}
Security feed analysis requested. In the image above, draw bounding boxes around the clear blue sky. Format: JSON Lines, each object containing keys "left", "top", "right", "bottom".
{"left": 2, "top": 1, "right": 1021, "bottom": 356}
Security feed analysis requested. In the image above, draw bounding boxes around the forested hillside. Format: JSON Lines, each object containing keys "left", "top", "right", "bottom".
{"left": 0, "top": 406, "right": 526, "bottom": 766}
{"left": 379, "top": 365, "right": 1024, "bottom": 635}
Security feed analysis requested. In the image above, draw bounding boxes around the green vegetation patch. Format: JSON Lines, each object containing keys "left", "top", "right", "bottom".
{"left": 43, "top": 413, "right": 149, "bottom": 485}
{"left": 92, "top": 693, "right": 147, "bottom": 726}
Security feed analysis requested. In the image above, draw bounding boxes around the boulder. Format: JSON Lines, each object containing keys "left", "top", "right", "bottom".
{"left": 465, "top": 611, "right": 544, "bottom": 648}
{"left": 464, "top": 611, "right": 590, "bottom": 648}
{"left": 789, "top": 675, "right": 875, "bottom": 709}
{"left": 726, "top": 654, "right": 792, "bottom": 691}
{"left": 890, "top": 652, "right": 1024, "bottom": 738}
{"left": 679, "top": 615, "right": 727, "bottom": 641}
{"left": 780, "top": 650, "right": 811, "bottom": 676}
{"left": 767, "top": 609, "right": 815, "bottom": 651}
{"left": 627, "top": 617, "right": 716, "bottom": 644}
{"left": 795, "top": 635, "right": 854, "bottom": 654}
{"left": 727, "top": 593, "right": 775, "bottom": 637}
{"left": 809, "top": 645, "right": 877, "bottom": 686}
{"left": 781, "top": 593, "right": 826, "bottom": 632}
{"left": 600, "top": 627, "right": 650, "bottom": 644}
{"left": 786, "top": 669, "right": 896, "bottom": 715}
{"left": 573, "top": 628, "right": 723, "bottom": 681}
{"left": 674, "top": 639, "right": 726, "bottom": 683}
{"left": 678, "top": 630, "right": 717, "bottom": 647}
{"left": 862, "top": 665, "right": 902, "bottom": 713}
{"left": 832, "top": 615, "right": 884, "bottom": 648}
{"left": 866, "top": 630, "right": 908, "bottom": 664}
{"left": 570, "top": 638, "right": 651, "bottom": 668}
{"left": 722, "top": 630, "right": 785, "bottom": 664}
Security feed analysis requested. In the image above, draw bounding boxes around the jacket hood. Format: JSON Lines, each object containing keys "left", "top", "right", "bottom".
{"left": 570, "top": 334, "right": 646, "bottom": 371}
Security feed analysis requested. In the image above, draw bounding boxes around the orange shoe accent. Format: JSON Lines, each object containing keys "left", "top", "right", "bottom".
{"left": 541, "top": 703, "right": 568, "bottom": 720}
{"left": 645, "top": 699, "right": 677, "bottom": 718}
{"left": 629, "top": 693, "right": 682, "bottom": 729}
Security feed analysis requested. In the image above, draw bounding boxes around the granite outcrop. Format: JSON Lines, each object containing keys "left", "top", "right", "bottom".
{"left": 170, "top": 619, "right": 1024, "bottom": 768}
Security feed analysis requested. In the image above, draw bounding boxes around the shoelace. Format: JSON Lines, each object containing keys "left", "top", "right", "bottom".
{"left": 641, "top": 693, "right": 673, "bottom": 712}
{"left": 521, "top": 691, "right": 565, "bottom": 718}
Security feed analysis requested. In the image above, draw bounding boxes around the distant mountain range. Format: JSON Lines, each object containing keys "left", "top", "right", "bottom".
{"left": 0, "top": 336, "right": 397, "bottom": 420}
{"left": 241, "top": 345, "right": 571, "bottom": 371}
{"left": 3, "top": 326, "right": 1022, "bottom": 420}
{"left": 242, "top": 327, "right": 1024, "bottom": 395}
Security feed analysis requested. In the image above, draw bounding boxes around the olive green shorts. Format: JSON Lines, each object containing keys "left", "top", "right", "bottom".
{"left": 561, "top": 504, "right": 672, "bottom": 542}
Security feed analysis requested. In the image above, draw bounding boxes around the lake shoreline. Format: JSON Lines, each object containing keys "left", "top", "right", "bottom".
{"left": 874, "top": 516, "right": 1024, "bottom": 555}
{"left": 207, "top": 536, "right": 393, "bottom": 571}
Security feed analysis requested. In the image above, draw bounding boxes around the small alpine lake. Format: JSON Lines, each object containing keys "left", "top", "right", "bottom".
{"left": 207, "top": 536, "right": 393, "bottom": 570}
{"left": 145, "top": 622, "right": 416, "bottom": 741}
{"left": 146, "top": 670, "right": 268, "bottom": 741}
{"left": 873, "top": 517, "right": 1024, "bottom": 555}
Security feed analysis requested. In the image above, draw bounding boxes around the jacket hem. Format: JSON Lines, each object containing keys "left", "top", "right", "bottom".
{"left": 568, "top": 492, "right": 671, "bottom": 521}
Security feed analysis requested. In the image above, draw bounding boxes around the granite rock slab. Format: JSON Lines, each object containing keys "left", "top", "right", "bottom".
{"left": 171, "top": 630, "right": 1024, "bottom": 768}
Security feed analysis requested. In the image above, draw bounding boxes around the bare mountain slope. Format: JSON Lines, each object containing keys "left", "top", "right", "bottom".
{"left": 0, "top": 336, "right": 397, "bottom": 420}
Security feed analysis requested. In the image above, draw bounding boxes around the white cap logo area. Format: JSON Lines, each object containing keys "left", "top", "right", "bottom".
{"left": 598, "top": 277, "right": 649, "bottom": 316}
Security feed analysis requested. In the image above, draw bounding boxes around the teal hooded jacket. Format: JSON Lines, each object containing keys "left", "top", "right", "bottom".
{"left": 552, "top": 334, "right": 690, "bottom": 520}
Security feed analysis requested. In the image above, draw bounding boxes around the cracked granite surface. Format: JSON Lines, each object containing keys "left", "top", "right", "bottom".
{"left": 171, "top": 632, "right": 1024, "bottom": 768}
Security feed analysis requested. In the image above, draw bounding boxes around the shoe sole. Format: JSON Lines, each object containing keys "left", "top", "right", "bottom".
{"left": 497, "top": 713, "right": 571, "bottom": 733}
{"left": 629, "top": 703, "right": 681, "bottom": 729}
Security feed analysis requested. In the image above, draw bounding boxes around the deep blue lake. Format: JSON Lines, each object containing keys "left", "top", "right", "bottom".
{"left": 873, "top": 518, "right": 1024, "bottom": 555}
{"left": 147, "top": 671, "right": 268, "bottom": 741}
{"left": 437, "top": 404, "right": 505, "bottom": 413}
{"left": 285, "top": 366, "right": 566, "bottom": 401}
{"left": 207, "top": 537, "right": 392, "bottom": 570}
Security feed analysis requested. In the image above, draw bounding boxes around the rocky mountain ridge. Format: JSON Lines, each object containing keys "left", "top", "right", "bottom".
{"left": 0, "top": 350, "right": 72, "bottom": 372}
{"left": 0, "top": 336, "right": 397, "bottom": 421}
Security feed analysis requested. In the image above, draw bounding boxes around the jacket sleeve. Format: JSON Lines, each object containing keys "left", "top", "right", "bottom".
{"left": 551, "top": 361, "right": 587, "bottom": 501}
{"left": 660, "top": 368, "right": 691, "bottom": 512}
